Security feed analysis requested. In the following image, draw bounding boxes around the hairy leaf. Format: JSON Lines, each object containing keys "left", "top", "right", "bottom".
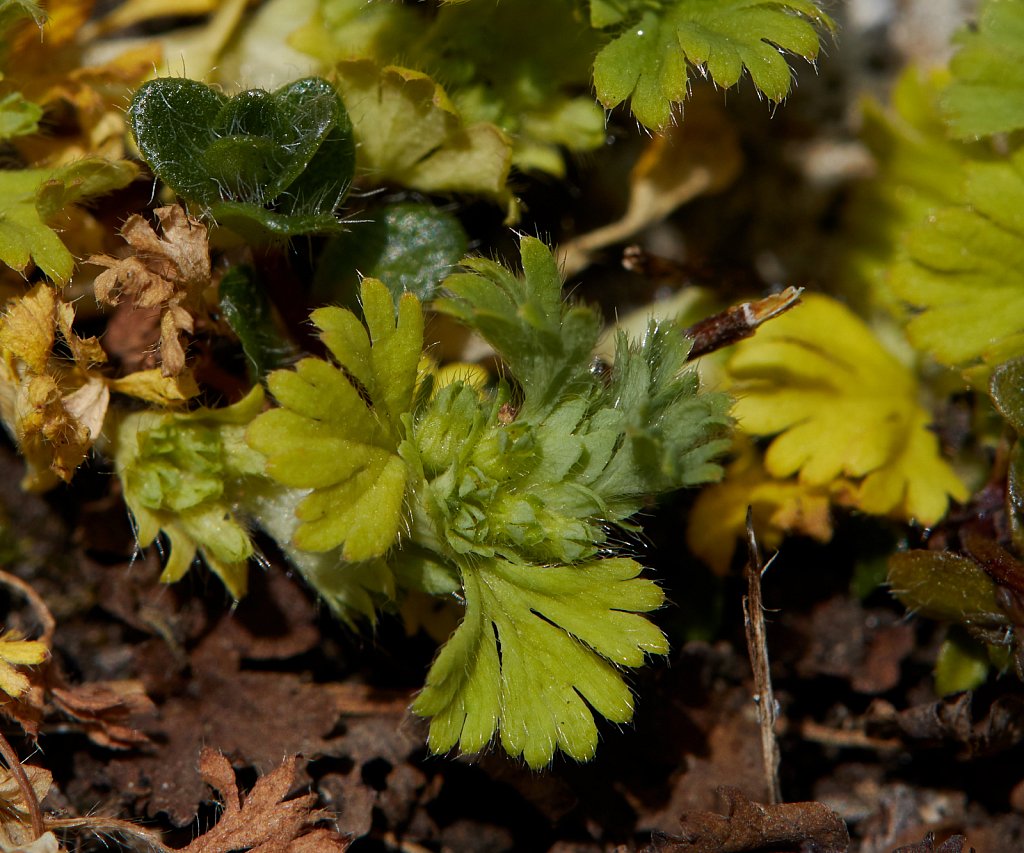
{"left": 112, "top": 388, "right": 267, "bottom": 597}
{"left": 129, "top": 76, "right": 355, "bottom": 240}
{"left": 247, "top": 278, "right": 423, "bottom": 559}
{"left": 436, "top": 236, "right": 602, "bottom": 420}
{"left": 891, "top": 148, "right": 1024, "bottom": 376}
{"left": 219, "top": 265, "right": 297, "bottom": 382}
{"left": 412, "top": 556, "right": 666, "bottom": 768}
{"left": 333, "top": 60, "right": 512, "bottom": 203}
{"left": 727, "top": 294, "right": 966, "bottom": 524}
{"left": 593, "top": 0, "right": 833, "bottom": 130}
{"left": 314, "top": 201, "right": 467, "bottom": 307}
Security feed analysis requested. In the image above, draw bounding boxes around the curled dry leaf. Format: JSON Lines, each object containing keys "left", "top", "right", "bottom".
{"left": 50, "top": 680, "right": 155, "bottom": 750}
{"left": 89, "top": 205, "right": 212, "bottom": 376}
{"left": 181, "top": 748, "right": 347, "bottom": 853}
{"left": 0, "top": 284, "right": 110, "bottom": 490}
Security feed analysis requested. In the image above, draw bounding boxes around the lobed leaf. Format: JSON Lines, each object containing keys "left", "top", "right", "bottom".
{"left": 941, "top": 0, "right": 1024, "bottom": 139}
{"left": 247, "top": 278, "right": 423, "bottom": 559}
{"left": 412, "top": 556, "right": 666, "bottom": 767}
{"left": 333, "top": 60, "right": 512, "bottom": 203}
{"left": 0, "top": 159, "right": 137, "bottom": 283}
{"left": 727, "top": 294, "right": 967, "bottom": 525}
{"left": 112, "top": 387, "right": 267, "bottom": 598}
{"left": 593, "top": 0, "right": 833, "bottom": 130}
{"left": 436, "top": 236, "right": 602, "bottom": 420}
{"left": 891, "top": 148, "right": 1024, "bottom": 376}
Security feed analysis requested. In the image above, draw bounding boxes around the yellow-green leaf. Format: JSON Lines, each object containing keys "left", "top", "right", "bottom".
{"left": 727, "top": 294, "right": 967, "bottom": 525}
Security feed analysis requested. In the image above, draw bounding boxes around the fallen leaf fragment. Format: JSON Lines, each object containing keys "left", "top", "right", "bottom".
{"left": 89, "top": 205, "right": 212, "bottom": 376}
{"left": 0, "top": 764, "right": 51, "bottom": 850}
{"left": 50, "top": 680, "right": 155, "bottom": 749}
{"left": 647, "top": 786, "right": 850, "bottom": 853}
{"left": 181, "top": 749, "right": 347, "bottom": 853}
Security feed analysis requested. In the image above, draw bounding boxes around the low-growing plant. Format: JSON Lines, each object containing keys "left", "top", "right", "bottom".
{"left": 10, "top": 0, "right": 1015, "bottom": 776}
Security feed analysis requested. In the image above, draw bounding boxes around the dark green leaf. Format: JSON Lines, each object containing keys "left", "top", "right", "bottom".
{"left": 129, "top": 77, "right": 355, "bottom": 240}
{"left": 314, "top": 202, "right": 467, "bottom": 308}
{"left": 219, "top": 265, "right": 297, "bottom": 381}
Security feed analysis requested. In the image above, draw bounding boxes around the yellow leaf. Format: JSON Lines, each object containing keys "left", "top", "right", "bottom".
{"left": 687, "top": 441, "right": 835, "bottom": 574}
{"left": 727, "top": 294, "right": 967, "bottom": 525}
{"left": 3, "top": 0, "right": 161, "bottom": 164}
{"left": 107, "top": 367, "right": 200, "bottom": 404}
{"left": 0, "top": 630, "right": 48, "bottom": 700}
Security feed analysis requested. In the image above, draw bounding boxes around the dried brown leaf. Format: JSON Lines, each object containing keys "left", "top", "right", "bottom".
{"left": 89, "top": 205, "right": 211, "bottom": 376}
{"left": 648, "top": 786, "right": 850, "bottom": 853}
{"left": 50, "top": 680, "right": 155, "bottom": 750}
{"left": 181, "top": 749, "right": 347, "bottom": 853}
{"left": 0, "top": 765, "right": 51, "bottom": 850}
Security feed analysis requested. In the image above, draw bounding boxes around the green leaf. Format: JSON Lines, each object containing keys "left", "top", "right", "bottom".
{"left": 413, "top": 0, "right": 605, "bottom": 174}
{"left": 412, "top": 555, "right": 667, "bottom": 767}
{"left": 112, "top": 387, "right": 267, "bottom": 598}
{"left": 0, "top": 92, "right": 41, "bottom": 140}
{"left": 247, "top": 278, "right": 423, "bottom": 559}
{"left": 293, "top": 0, "right": 604, "bottom": 175}
{"left": 242, "top": 479, "right": 397, "bottom": 625}
{"left": 435, "top": 236, "right": 602, "bottom": 420}
{"left": 891, "top": 147, "right": 1024, "bottom": 374}
{"left": 0, "top": 158, "right": 138, "bottom": 283}
{"left": 941, "top": 0, "right": 1024, "bottom": 139}
{"left": 313, "top": 201, "right": 467, "bottom": 307}
{"left": 0, "top": 0, "right": 42, "bottom": 44}
{"left": 839, "top": 68, "right": 989, "bottom": 313}
{"left": 129, "top": 76, "right": 355, "bottom": 240}
{"left": 333, "top": 60, "right": 512, "bottom": 202}
{"left": 219, "top": 265, "right": 298, "bottom": 382}
{"left": 593, "top": 0, "right": 833, "bottom": 130}
{"left": 888, "top": 550, "right": 1007, "bottom": 627}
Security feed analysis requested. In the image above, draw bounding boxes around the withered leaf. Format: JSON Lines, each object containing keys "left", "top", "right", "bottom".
{"left": 0, "top": 764, "right": 52, "bottom": 850}
{"left": 181, "top": 749, "right": 347, "bottom": 853}
{"left": 647, "top": 786, "right": 850, "bottom": 853}
{"left": 50, "top": 680, "right": 155, "bottom": 750}
{"left": 89, "top": 205, "right": 211, "bottom": 376}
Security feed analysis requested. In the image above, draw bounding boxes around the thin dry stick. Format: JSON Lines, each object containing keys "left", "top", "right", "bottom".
{"left": 0, "top": 568, "right": 57, "bottom": 647}
{"left": 742, "top": 507, "right": 782, "bottom": 804}
{"left": 0, "top": 731, "right": 44, "bottom": 840}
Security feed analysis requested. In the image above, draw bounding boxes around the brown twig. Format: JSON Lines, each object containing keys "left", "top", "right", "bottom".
{"left": 741, "top": 508, "right": 782, "bottom": 804}
{"left": 684, "top": 286, "right": 803, "bottom": 361}
{"left": 0, "top": 731, "right": 44, "bottom": 840}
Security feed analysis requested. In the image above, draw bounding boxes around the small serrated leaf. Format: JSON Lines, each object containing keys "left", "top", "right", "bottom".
{"left": 593, "top": 0, "right": 832, "bottom": 130}
{"left": 413, "top": 556, "right": 666, "bottom": 767}
{"left": 248, "top": 278, "right": 423, "bottom": 559}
